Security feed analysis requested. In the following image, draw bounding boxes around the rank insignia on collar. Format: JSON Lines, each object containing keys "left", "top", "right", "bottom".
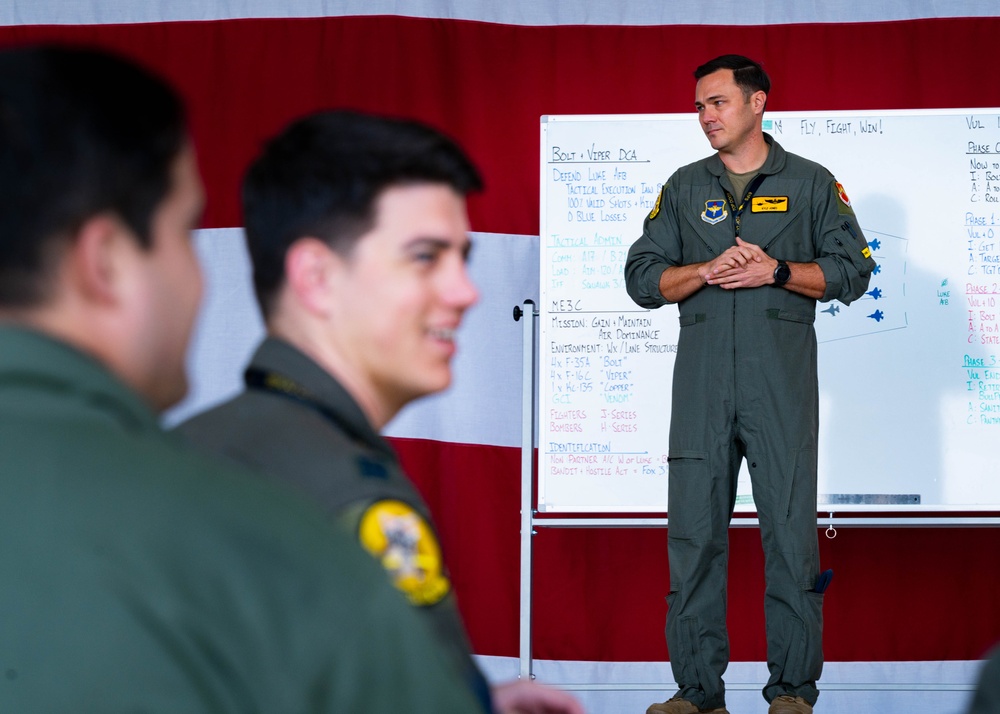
{"left": 701, "top": 199, "right": 728, "bottom": 225}
{"left": 358, "top": 455, "right": 388, "bottom": 479}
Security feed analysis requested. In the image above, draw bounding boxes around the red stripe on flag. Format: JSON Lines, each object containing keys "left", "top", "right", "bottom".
{"left": 2, "top": 16, "right": 1000, "bottom": 235}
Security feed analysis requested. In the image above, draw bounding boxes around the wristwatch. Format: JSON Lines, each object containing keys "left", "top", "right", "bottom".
{"left": 773, "top": 260, "right": 791, "bottom": 286}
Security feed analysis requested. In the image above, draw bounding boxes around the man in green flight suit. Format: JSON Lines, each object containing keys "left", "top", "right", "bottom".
{"left": 625, "top": 55, "right": 875, "bottom": 714}
{"left": 0, "top": 45, "right": 484, "bottom": 713}
{"left": 175, "top": 110, "right": 583, "bottom": 714}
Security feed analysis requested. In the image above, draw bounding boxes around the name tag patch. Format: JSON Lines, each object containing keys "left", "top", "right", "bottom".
{"left": 751, "top": 196, "right": 788, "bottom": 213}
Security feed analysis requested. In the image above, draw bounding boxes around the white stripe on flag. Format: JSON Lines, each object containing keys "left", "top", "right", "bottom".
{"left": 2, "top": 0, "right": 999, "bottom": 27}
{"left": 167, "top": 227, "right": 539, "bottom": 450}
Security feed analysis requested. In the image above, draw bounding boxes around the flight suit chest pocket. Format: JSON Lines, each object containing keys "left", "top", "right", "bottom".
{"left": 749, "top": 198, "right": 807, "bottom": 254}
{"left": 678, "top": 313, "right": 707, "bottom": 328}
{"left": 764, "top": 308, "right": 815, "bottom": 325}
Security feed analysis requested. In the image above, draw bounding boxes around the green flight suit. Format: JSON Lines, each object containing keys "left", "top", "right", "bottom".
{"left": 0, "top": 326, "right": 481, "bottom": 713}
{"left": 625, "top": 136, "right": 875, "bottom": 708}
{"left": 174, "top": 337, "right": 493, "bottom": 713}
{"left": 968, "top": 646, "right": 1000, "bottom": 714}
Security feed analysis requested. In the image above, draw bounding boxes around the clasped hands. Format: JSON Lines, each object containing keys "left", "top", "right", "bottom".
{"left": 699, "top": 236, "right": 778, "bottom": 289}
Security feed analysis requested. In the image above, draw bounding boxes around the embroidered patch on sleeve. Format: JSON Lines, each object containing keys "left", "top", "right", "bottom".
{"left": 751, "top": 196, "right": 788, "bottom": 212}
{"left": 862, "top": 246, "right": 872, "bottom": 259}
{"left": 834, "top": 180, "right": 856, "bottom": 215}
{"left": 358, "top": 499, "right": 450, "bottom": 606}
{"left": 836, "top": 181, "right": 852, "bottom": 206}
{"left": 648, "top": 184, "right": 665, "bottom": 220}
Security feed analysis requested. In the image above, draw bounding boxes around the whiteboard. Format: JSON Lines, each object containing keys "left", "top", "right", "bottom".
{"left": 538, "top": 109, "right": 1000, "bottom": 513}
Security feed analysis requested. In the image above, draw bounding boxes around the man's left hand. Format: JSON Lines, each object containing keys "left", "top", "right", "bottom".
{"left": 705, "top": 236, "right": 777, "bottom": 290}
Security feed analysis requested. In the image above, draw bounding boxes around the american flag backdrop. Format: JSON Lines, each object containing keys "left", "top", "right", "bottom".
{"left": 3, "top": 3, "right": 1000, "bottom": 712}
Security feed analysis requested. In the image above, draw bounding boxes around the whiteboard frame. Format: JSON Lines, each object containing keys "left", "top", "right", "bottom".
{"left": 538, "top": 109, "right": 1000, "bottom": 514}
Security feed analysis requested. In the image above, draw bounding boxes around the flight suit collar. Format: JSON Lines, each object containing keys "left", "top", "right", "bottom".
{"left": 693, "top": 134, "right": 798, "bottom": 254}
{"left": 0, "top": 325, "right": 159, "bottom": 433}
{"left": 249, "top": 336, "right": 395, "bottom": 460}
{"left": 705, "top": 132, "right": 786, "bottom": 179}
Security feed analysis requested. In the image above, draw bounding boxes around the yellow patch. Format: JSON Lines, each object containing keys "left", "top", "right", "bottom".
{"left": 862, "top": 246, "right": 872, "bottom": 259}
{"left": 751, "top": 196, "right": 788, "bottom": 213}
{"left": 648, "top": 185, "right": 664, "bottom": 220}
{"left": 358, "top": 500, "right": 450, "bottom": 606}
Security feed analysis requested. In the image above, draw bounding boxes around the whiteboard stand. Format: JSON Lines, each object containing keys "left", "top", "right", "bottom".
{"left": 515, "top": 299, "right": 538, "bottom": 680}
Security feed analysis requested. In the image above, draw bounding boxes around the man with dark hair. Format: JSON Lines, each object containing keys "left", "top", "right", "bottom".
{"left": 693, "top": 53, "right": 771, "bottom": 104}
{"left": 176, "top": 110, "right": 583, "bottom": 714}
{"left": 625, "top": 55, "right": 875, "bottom": 714}
{"left": 0, "top": 45, "right": 483, "bottom": 712}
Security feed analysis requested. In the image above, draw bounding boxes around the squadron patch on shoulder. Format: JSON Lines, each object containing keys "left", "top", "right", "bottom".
{"left": 834, "top": 180, "right": 858, "bottom": 217}
{"left": 862, "top": 246, "right": 872, "bottom": 259}
{"left": 751, "top": 196, "right": 788, "bottom": 213}
{"left": 648, "top": 184, "right": 665, "bottom": 220}
{"left": 701, "top": 199, "right": 728, "bottom": 225}
{"left": 358, "top": 499, "right": 450, "bottom": 606}
{"left": 835, "top": 181, "right": 851, "bottom": 206}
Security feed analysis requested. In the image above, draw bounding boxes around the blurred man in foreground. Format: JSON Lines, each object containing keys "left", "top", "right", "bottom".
{"left": 0, "top": 45, "right": 481, "bottom": 713}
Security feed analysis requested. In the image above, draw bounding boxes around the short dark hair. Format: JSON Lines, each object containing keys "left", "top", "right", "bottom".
{"left": 0, "top": 45, "right": 187, "bottom": 306}
{"left": 242, "top": 110, "right": 483, "bottom": 319}
{"left": 694, "top": 54, "right": 771, "bottom": 101}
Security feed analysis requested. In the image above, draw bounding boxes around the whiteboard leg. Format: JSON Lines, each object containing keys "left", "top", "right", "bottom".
{"left": 517, "top": 300, "right": 537, "bottom": 680}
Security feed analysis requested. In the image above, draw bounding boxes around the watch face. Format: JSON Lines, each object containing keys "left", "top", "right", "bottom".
{"left": 775, "top": 262, "right": 791, "bottom": 284}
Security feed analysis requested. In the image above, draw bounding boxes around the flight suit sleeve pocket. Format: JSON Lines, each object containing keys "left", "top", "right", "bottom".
{"left": 824, "top": 222, "right": 873, "bottom": 274}
{"left": 817, "top": 220, "right": 876, "bottom": 304}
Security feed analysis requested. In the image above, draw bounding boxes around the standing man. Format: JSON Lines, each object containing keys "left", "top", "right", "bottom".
{"left": 176, "top": 110, "right": 583, "bottom": 714}
{"left": 0, "top": 44, "right": 484, "bottom": 713}
{"left": 625, "top": 55, "right": 875, "bottom": 714}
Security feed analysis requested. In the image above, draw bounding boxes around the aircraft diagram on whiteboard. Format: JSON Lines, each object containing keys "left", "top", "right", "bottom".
{"left": 815, "top": 228, "right": 908, "bottom": 343}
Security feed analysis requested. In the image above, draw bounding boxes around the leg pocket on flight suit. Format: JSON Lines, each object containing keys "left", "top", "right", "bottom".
{"left": 666, "top": 450, "right": 711, "bottom": 542}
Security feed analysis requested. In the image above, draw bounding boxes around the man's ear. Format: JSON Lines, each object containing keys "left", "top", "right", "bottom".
{"left": 752, "top": 90, "right": 767, "bottom": 115}
{"left": 66, "top": 213, "right": 135, "bottom": 306}
{"left": 283, "top": 237, "right": 341, "bottom": 316}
